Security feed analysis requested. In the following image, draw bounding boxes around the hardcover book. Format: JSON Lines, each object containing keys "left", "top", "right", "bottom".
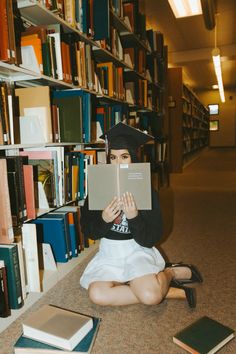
{"left": 14, "top": 317, "right": 100, "bottom": 353}
{"left": 87, "top": 162, "right": 151, "bottom": 210}
{"left": 32, "top": 217, "right": 69, "bottom": 263}
{"left": 0, "top": 260, "right": 11, "bottom": 317}
{"left": 22, "top": 304, "right": 94, "bottom": 351}
{"left": 173, "top": 316, "right": 235, "bottom": 354}
{"left": 0, "top": 243, "right": 24, "bottom": 309}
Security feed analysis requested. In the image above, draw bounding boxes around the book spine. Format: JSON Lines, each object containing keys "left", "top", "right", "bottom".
{"left": 0, "top": 246, "right": 24, "bottom": 309}
{"left": 0, "top": 263, "right": 11, "bottom": 317}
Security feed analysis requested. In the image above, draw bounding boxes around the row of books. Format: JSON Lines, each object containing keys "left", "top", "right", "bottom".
{"left": 0, "top": 0, "right": 24, "bottom": 65}
{"left": 1, "top": 80, "right": 160, "bottom": 147}
{"left": 0, "top": 146, "right": 107, "bottom": 241}
{"left": 0, "top": 199, "right": 95, "bottom": 317}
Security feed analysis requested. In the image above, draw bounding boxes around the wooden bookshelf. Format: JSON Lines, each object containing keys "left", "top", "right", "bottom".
{"left": 167, "top": 67, "right": 209, "bottom": 173}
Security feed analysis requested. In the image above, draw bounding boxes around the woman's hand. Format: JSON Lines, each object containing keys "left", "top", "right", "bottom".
{"left": 121, "top": 192, "right": 138, "bottom": 219}
{"left": 102, "top": 197, "right": 121, "bottom": 223}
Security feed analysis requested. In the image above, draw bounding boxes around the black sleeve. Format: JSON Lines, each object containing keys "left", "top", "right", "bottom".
{"left": 80, "top": 197, "right": 112, "bottom": 240}
{"left": 127, "top": 189, "right": 163, "bottom": 248}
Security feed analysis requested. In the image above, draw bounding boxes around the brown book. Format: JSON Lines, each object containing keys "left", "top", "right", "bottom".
{"left": 51, "top": 104, "right": 60, "bottom": 142}
{"left": 6, "top": 0, "right": 17, "bottom": 64}
{"left": 61, "top": 41, "right": 72, "bottom": 83}
{"left": 123, "top": 3, "right": 135, "bottom": 32}
{"left": 0, "top": 159, "right": 14, "bottom": 244}
{"left": 96, "top": 62, "right": 114, "bottom": 97}
{"left": 0, "top": 0, "right": 11, "bottom": 62}
{"left": 22, "top": 25, "right": 47, "bottom": 44}
{"left": 23, "top": 165, "right": 37, "bottom": 220}
{"left": 12, "top": 0, "right": 24, "bottom": 64}
{"left": 0, "top": 81, "right": 11, "bottom": 145}
{"left": 0, "top": 261, "right": 11, "bottom": 318}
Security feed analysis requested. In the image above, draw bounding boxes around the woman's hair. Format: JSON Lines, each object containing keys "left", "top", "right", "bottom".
{"left": 107, "top": 146, "right": 139, "bottom": 163}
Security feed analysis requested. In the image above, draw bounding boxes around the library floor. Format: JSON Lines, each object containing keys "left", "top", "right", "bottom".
{"left": 1, "top": 147, "right": 236, "bottom": 354}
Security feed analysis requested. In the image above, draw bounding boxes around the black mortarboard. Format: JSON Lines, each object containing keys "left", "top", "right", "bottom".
{"left": 100, "top": 122, "right": 154, "bottom": 151}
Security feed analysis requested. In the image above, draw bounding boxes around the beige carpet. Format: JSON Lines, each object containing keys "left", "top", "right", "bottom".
{"left": 1, "top": 147, "right": 236, "bottom": 354}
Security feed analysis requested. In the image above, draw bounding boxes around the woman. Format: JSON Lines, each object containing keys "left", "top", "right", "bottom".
{"left": 80, "top": 122, "right": 202, "bottom": 308}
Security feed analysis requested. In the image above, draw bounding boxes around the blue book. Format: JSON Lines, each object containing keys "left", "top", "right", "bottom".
{"left": 14, "top": 317, "right": 100, "bottom": 353}
{"left": 93, "top": 0, "right": 110, "bottom": 40}
{"left": 48, "top": 211, "right": 78, "bottom": 258}
{"left": 32, "top": 218, "right": 69, "bottom": 263}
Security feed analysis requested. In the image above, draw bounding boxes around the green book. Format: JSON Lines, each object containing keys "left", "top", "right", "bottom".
{"left": 14, "top": 317, "right": 100, "bottom": 353}
{"left": 173, "top": 316, "right": 235, "bottom": 354}
{"left": 0, "top": 244, "right": 24, "bottom": 309}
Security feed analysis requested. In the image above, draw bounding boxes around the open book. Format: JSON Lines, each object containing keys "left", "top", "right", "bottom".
{"left": 87, "top": 163, "right": 151, "bottom": 210}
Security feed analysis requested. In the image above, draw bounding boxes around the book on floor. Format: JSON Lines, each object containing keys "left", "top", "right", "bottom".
{"left": 22, "top": 304, "right": 94, "bottom": 351}
{"left": 14, "top": 317, "right": 100, "bottom": 353}
{"left": 87, "top": 162, "right": 151, "bottom": 210}
{"left": 173, "top": 316, "right": 235, "bottom": 354}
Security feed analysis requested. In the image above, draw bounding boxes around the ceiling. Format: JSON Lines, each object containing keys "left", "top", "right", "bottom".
{"left": 140, "top": 0, "right": 236, "bottom": 93}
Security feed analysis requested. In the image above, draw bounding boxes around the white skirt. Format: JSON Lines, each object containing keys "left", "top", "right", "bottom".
{"left": 80, "top": 238, "right": 165, "bottom": 289}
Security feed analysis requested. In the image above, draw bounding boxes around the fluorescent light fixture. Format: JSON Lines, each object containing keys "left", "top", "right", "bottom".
{"left": 212, "top": 48, "right": 225, "bottom": 103}
{"left": 168, "top": 0, "right": 202, "bottom": 18}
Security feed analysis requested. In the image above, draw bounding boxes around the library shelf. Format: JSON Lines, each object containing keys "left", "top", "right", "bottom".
{"left": 0, "top": 242, "right": 98, "bottom": 333}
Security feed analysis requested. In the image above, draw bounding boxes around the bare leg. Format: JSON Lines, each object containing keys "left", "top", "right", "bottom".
{"left": 88, "top": 269, "right": 181, "bottom": 306}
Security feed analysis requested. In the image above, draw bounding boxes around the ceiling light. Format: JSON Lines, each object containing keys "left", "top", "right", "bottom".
{"left": 212, "top": 84, "right": 218, "bottom": 89}
{"left": 212, "top": 48, "right": 225, "bottom": 102}
{"left": 168, "top": 0, "right": 202, "bottom": 18}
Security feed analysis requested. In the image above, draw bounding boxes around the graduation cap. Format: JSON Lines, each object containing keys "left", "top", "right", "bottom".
{"left": 100, "top": 122, "right": 154, "bottom": 151}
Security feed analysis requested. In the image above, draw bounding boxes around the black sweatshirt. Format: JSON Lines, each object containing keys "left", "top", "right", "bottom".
{"left": 80, "top": 189, "right": 163, "bottom": 248}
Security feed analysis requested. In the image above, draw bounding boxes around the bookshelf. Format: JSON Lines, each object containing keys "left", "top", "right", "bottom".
{"left": 0, "top": 242, "right": 98, "bottom": 333}
{"left": 0, "top": 0, "right": 168, "bottom": 329}
{"left": 167, "top": 67, "right": 209, "bottom": 173}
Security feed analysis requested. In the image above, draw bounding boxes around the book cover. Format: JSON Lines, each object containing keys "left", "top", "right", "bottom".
{"left": 173, "top": 316, "right": 235, "bottom": 354}
{"left": 0, "top": 260, "right": 11, "bottom": 317}
{"left": 32, "top": 217, "right": 69, "bottom": 263}
{"left": 43, "top": 211, "right": 73, "bottom": 259}
{"left": 88, "top": 162, "right": 151, "bottom": 210}
{"left": 22, "top": 223, "right": 41, "bottom": 293}
{"left": 0, "top": 159, "right": 14, "bottom": 244}
{"left": 58, "top": 205, "right": 85, "bottom": 252}
{"left": 14, "top": 316, "right": 100, "bottom": 353}
{"left": 15, "top": 86, "right": 53, "bottom": 143}
{"left": 22, "top": 304, "right": 94, "bottom": 351}
{"left": 0, "top": 243, "right": 24, "bottom": 309}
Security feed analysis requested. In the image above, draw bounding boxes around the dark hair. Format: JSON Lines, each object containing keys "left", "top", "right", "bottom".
{"left": 108, "top": 147, "right": 139, "bottom": 163}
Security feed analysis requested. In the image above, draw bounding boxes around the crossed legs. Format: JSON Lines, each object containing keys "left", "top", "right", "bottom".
{"left": 88, "top": 267, "right": 189, "bottom": 306}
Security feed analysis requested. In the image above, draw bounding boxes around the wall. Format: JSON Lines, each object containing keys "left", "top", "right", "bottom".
{"left": 197, "top": 89, "right": 236, "bottom": 147}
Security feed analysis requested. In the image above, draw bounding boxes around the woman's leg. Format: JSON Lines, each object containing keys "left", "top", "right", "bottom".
{"left": 88, "top": 268, "right": 185, "bottom": 306}
{"left": 88, "top": 281, "right": 140, "bottom": 306}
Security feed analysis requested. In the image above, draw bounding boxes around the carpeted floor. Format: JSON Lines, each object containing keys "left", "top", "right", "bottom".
{"left": 1, "top": 147, "right": 236, "bottom": 354}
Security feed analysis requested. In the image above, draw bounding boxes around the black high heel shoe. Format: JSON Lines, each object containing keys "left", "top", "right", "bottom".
{"left": 165, "top": 262, "right": 203, "bottom": 284}
{"left": 170, "top": 279, "right": 197, "bottom": 308}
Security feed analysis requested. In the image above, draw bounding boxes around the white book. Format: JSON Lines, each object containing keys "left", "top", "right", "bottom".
{"left": 15, "top": 240, "right": 27, "bottom": 300}
{"left": 22, "top": 304, "right": 93, "bottom": 351}
{"left": 22, "top": 223, "right": 41, "bottom": 293}
{"left": 48, "top": 33, "right": 63, "bottom": 81}
{"left": 88, "top": 162, "right": 152, "bottom": 210}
